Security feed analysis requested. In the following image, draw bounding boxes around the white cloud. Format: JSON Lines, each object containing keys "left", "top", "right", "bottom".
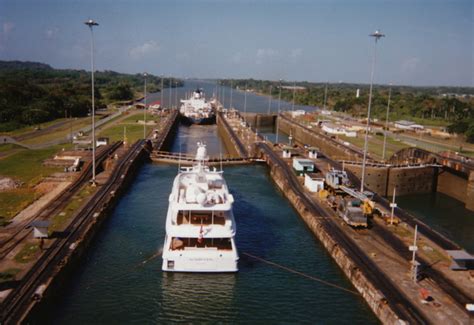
{"left": 401, "top": 57, "right": 420, "bottom": 73}
{"left": 129, "top": 40, "right": 160, "bottom": 60}
{"left": 45, "top": 27, "right": 59, "bottom": 39}
{"left": 256, "top": 48, "right": 278, "bottom": 64}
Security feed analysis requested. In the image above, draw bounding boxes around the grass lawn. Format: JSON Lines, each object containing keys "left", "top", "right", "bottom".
{"left": 14, "top": 242, "right": 40, "bottom": 264}
{"left": 0, "top": 143, "right": 25, "bottom": 153}
{"left": 339, "top": 134, "right": 409, "bottom": 160}
{"left": 22, "top": 117, "right": 97, "bottom": 146}
{"left": 50, "top": 184, "right": 97, "bottom": 233}
{"left": 98, "top": 110, "right": 157, "bottom": 143}
{"left": 100, "top": 124, "right": 145, "bottom": 143}
{"left": 0, "top": 145, "right": 66, "bottom": 223}
{"left": 0, "top": 188, "right": 37, "bottom": 221}
{"left": 1, "top": 118, "right": 68, "bottom": 137}
{"left": 0, "top": 145, "right": 63, "bottom": 185}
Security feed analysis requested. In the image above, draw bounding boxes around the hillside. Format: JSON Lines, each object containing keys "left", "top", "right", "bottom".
{"left": 0, "top": 60, "right": 181, "bottom": 132}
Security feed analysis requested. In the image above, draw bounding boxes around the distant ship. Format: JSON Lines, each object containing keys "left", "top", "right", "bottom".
{"left": 179, "top": 89, "right": 216, "bottom": 125}
{"left": 161, "top": 142, "right": 239, "bottom": 272}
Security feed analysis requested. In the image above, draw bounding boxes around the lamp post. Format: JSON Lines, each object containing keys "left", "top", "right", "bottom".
{"left": 276, "top": 79, "right": 282, "bottom": 143}
{"left": 143, "top": 72, "right": 147, "bottom": 139}
{"left": 160, "top": 75, "right": 164, "bottom": 110}
{"left": 360, "top": 30, "right": 385, "bottom": 193}
{"left": 292, "top": 80, "right": 296, "bottom": 112}
{"left": 267, "top": 85, "right": 272, "bottom": 115}
{"left": 243, "top": 83, "right": 247, "bottom": 124}
{"left": 230, "top": 79, "right": 233, "bottom": 109}
{"left": 168, "top": 75, "right": 172, "bottom": 109}
{"left": 382, "top": 83, "right": 392, "bottom": 161}
{"left": 323, "top": 82, "right": 328, "bottom": 110}
{"left": 84, "top": 19, "right": 98, "bottom": 186}
{"left": 175, "top": 80, "right": 178, "bottom": 109}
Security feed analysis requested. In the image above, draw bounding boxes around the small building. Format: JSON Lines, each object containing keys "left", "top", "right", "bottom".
{"left": 321, "top": 123, "right": 357, "bottom": 137}
{"left": 304, "top": 173, "right": 325, "bottom": 192}
{"left": 394, "top": 120, "right": 424, "bottom": 131}
{"left": 282, "top": 146, "right": 292, "bottom": 158}
{"left": 148, "top": 100, "right": 161, "bottom": 110}
{"left": 30, "top": 220, "right": 50, "bottom": 239}
{"left": 446, "top": 250, "right": 474, "bottom": 270}
{"left": 292, "top": 158, "right": 314, "bottom": 175}
{"left": 96, "top": 137, "right": 109, "bottom": 147}
{"left": 307, "top": 147, "right": 319, "bottom": 159}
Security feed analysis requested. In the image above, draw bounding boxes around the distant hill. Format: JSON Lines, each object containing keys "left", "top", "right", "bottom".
{"left": 0, "top": 60, "right": 53, "bottom": 71}
{"left": 0, "top": 60, "right": 182, "bottom": 132}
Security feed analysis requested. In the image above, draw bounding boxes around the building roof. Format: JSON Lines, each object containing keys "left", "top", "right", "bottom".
{"left": 294, "top": 158, "right": 314, "bottom": 166}
{"left": 395, "top": 120, "right": 416, "bottom": 126}
{"left": 30, "top": 220, "right": 50, "bottom": 228}
{"left": 447, "top": 250, "right": 474, "bottom": 261}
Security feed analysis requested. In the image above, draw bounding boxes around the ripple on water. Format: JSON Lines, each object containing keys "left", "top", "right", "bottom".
{"left": 35, "top": 161, "right": 377, "bottom": 324}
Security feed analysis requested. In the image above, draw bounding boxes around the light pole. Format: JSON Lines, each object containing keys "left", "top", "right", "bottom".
{"left": 230, "top": 79, "right": 233, "bottom": 109}
{"left": 143, "top": 72, "right": 147, "bottom": 139}
{"left": 84, "top": 19, "right": 98, "bottom": 186}
{"left": 292, "top": 80, "right": 296, "bottom": 112}
{"left": 360, "top": 30, "right": 385, "bottom": 193}
{"left": 323, "top": 82, "right": 328, "bottom": 110}
{"left": 175, "top": 80, "right": 178, "bottom": 109}
{"left": 267, "top": 85, "right": 272, "bottom": 115}
{"left": 168, "top": 75, "right": 172, "bottom": 109}
{"left": 276, "top": 79, "right": 282, "bottom": 143}
{"left": 243, "top": 83, "right": 247, "bottom": 124}
{"left": 160, "top": 75, "right": 164, "bottom": 109}
{"left": 382, "top": 83, "right": 392, "bottom": 161}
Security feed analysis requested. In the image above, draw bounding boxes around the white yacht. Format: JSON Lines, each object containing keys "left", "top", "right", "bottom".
{"left": 162, "top": 143, "right": 238, "bottom": 272}
{"left": 179, "top": 89, "right": 216, "bottom": 125}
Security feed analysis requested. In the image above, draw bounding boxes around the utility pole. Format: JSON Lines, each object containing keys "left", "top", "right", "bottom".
{"left": 175, "top": 80, "right": 178, "bottom": 109}
{"left": 390, "top": 187, "right": 397, "bottom": 225}
{"left": 243, "top": 83, "right": 247, "bottom": 124}
{"left": 410, "top": 225, "right": 419, "bottom": 282}
{"left": 230, "top": 79, "right": 233, "bottom": 109}
{"left": 168, "top": 75, "right": 172, "bottom": 109}
{"left": 160, "top": 75, "right": 164, "bottom": 109}
{"left": 292, "top": 81, "right": 296, "bottom": 112}
{"left": 323, "top": 82, "right": 328, "bottom": 110}
{"left": 84, "top": 19, "right": 99, "bottom": 186}
{"left": 143, "top": 72, "right": 147, "bottom": 139}
{"left": 276, "top": 79, "right": 282, "bottom": 143}
{"left": 267, "top": 85, "right": 272, "bottom": 115}
{"left": 382, "top": 84, "right": 392, "bottom": 161}
{"left": 361, "top": 30, "right": 385, "bottom": 193}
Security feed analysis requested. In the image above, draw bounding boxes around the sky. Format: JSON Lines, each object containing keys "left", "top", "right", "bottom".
{"left": 0, "top": 0, "right": 472, "bottom": 87}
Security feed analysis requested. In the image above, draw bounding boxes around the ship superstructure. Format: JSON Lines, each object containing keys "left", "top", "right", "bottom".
{"left": 179, "top": 89, "right": 216, "bottom": 124}
{"left": 161, "top": 143, "right": 238, "bottom": 272}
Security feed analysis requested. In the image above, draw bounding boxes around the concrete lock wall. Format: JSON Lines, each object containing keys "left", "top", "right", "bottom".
{"left": 216, "top": 115, "right": 240, "bottom": 157}
{"left": 437, "top": 170, "right": 468, "bottom": 203}
{"left": 278, "top": 118, "right": 359, "bottom": 161}
{"left": 344, "top": 165, "right": 389, "bottom": 196}
{"left": 240, "top": 113, "right": 276, "bottom": 128}
{"left": 345, "top": 165, "right": 437, "bottom": 197}
{"left": 466, "top": 171, "right": 474, "bottom": 211}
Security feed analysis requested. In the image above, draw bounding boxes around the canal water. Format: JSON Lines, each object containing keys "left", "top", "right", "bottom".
{"left": 33, "top": 125, "right": 378, "bottom": 324}
{"left": 146, "top": 79, "right": 317, "bottom": 114}
{"left": 397, "top": 193, "right": 474, "bottom": 253}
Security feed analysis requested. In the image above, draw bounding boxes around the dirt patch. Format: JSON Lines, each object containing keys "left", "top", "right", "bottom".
{"left": 0, "top": 177, "right": 21, "bottom": 191}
